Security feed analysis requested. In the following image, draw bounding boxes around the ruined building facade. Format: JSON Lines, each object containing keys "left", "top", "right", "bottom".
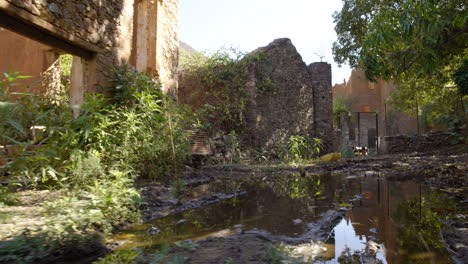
{"left": 179, "top": 38, "right": 334, "bottom": 153}
{"left": 332, "top": 70, "right": 418, "bottom": 149}
{"left": 244, "top": 39, "right": 333, "bottom": 151}
{"left": 0, "top": 0, "right": 179, "bottom": 115}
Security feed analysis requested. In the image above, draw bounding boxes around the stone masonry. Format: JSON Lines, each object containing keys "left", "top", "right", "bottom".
{"left": 243, "top": 38, "right": 333, "bottom": 152}
{"left": 308, "top": 62, "right": 333, "bottom": 152}
{"left": 0, "top": 0, "right": 179, "bottom": 114}
{"left": 380, "top": 131, "right": 454, "bottom": 154}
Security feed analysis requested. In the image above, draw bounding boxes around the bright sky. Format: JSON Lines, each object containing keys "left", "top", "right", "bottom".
{"left": 179, "top": 0, "right": 351, "bottom": 85}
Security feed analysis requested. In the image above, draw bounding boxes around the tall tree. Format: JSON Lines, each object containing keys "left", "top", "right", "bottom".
{"left": 333, "top": 0, "right": 467, "bottom": 126}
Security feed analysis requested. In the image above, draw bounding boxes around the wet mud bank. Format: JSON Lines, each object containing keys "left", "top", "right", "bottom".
{"left": 112, "top": 145, "right": 467, "bottom": 263}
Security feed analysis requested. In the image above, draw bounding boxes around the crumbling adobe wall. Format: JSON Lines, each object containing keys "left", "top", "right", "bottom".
{"left": 0, "top": 0, "right": 179, "bottom": 97}
{"left": 308, "top": 62, "right": 333, "bottom": 152}
{"left": 156, "top": 0, "right": 180, "bottom": 94}
{"left": 0, "top": 0, "right": 135, "bottom": 93}
{"left": 244, "top": 38, "right": 316, "bottom": 148}
{"left": 0, "top": 28, "right": 49, "bottom": 95}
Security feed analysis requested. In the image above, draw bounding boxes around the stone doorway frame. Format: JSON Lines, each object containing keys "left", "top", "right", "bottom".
{"left": 0, "top": 5, "right": 103, "bottom": 117}
{"left": 355, "top": 111, "right": 379, "bottom": 153}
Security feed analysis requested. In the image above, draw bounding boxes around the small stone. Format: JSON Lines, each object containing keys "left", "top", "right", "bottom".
{"left": 48, "top": 3, "right": 62, "bottom": 15}
{"left": 89, "top": 32, "right": 100, "bottom": 44}
{"left": 165, "top": 199, "right": 179, "bottom": 206}
{"left": 33, "top": 0, "right": 47, "bottom": 6}
{"left": 292, "top": 219, "right": 303, "bottom": 225}
{"left": 146, "top": 226, "right": 161, "bottom": 236}
{"left": 175, "top": 219, "right": 187, "bottom": 225}
{"left": 29, "top": 5, "right": 41, "bottom": 15}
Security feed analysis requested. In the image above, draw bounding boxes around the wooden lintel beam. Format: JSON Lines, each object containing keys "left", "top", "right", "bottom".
{"left": 0, "top": 9, "right": 98, "bottom": 59}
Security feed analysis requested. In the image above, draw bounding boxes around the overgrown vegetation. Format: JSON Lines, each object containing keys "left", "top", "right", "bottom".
{"left": 283, "top": 135, "right": 322, "bottom": 162}
{"left": 179, "top": 49, "right": 325, "bottom": 164}
{"left": 0, "top": 67, "right": 191, "bottom": 263}
{"left": 178, "top": 48, "right": 251, "bottom": 134}
{"left": 332, "top": 95, "right": 353, "bottom": 129}
{"left": 333, "top": 0, "right": 467, "bottom": 137}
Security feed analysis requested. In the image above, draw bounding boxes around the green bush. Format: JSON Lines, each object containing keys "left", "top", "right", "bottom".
{"left": 3, "top": 66, "right": 190, "bottom": 186}
{"left": 0, "top": 67, "right": 192, "bottom": 262}
{"left": 284, "top": 135, "right": 322, "bottom": 161}
{"left": 333, "top": 95, "right": 353, "bottom": 129}
{"left": 179, "top": 48, "right": 255, "bottom": 134}
{"left": 0, "top": 184, "right": 17, "bottom": 206}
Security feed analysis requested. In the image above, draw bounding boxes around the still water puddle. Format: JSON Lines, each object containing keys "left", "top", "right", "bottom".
{"left": 114, "top": 172, "right": 463, "bottom": 263}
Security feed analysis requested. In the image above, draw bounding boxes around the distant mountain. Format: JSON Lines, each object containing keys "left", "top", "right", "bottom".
{"left": 179, "top": 41, "right": 197, "bottom": 54}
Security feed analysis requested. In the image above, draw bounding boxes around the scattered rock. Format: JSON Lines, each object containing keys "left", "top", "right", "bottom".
{"left": 174, "top": 219, "right": 187, "bottom": 225}
{"left": 292, "top": 219, "right": 303, "bottom": 225}
{"left": 48, "top": 3, "right": 62, "bottom": 15}
{"left": 146, "top": 226, "right": 161, "bottom": 236}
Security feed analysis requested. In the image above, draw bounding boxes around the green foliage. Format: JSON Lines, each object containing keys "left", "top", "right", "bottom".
{"left": 219, "top": 131, "right": 243, "bottom": 164}
{"left": 0, "top": 229, "right": 102, "bottom": 264}
{"left": 179, "top": 48, "right": 264, "bottom": 135}
{"left": 269, "top": 245, "right": 288, "bottom": 264}
{"left": 0, "top": 184, "right": 17, "bottom": 206}
{"left": 333, "top": 95, "right": 353, "bottom": 128}
{"left": 0, "top": 67, "right": 191, "bottom": 262}
{"left": 94, "top": 249, "right": 139, "bottom": 264}
{"left": 286, "top": 173, "right": 323, "bottom": 199}
{"left": 339, "top": 145, "right": 354, "bottom": 158}
{"left": 59, "top": 54, "right": 73, "bottom": 79}
{"left": 334, "top": 0, "right": 467, "bottom": 81}
{"left": 4, "top": 67, "right": 190, "bottom": 185}
{"left": 393, "top": 193, "right": 457, "bottom": 259}
{"left": 0, "top": 71, "right": 58, "bottom": 146}
{"left": 268, "top": 244, "right": 310, "bottom": 264}
{"left": 55, "top": 54, "right": 73, "bottom": 104}
{"left": 337, "top": 247, "right": 361, "bottom": 264}
{"left": 453, "top": 58, "right": 468, "bottom": 96}
{"left": 284, "top": 136, "right": 322, "bottom": 161}
{"left": 437, "top": 113, "right": 466, "bottom": 144}
{"left": 334, "top": 0, "right": 467, "bottom": 128}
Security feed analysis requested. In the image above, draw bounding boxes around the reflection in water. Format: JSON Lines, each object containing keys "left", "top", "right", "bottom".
{"left": 113, "top": 172, "right": 462, "bottom": 263}
{"left": 324, "top": 218, "right": 387, "bottom": 263}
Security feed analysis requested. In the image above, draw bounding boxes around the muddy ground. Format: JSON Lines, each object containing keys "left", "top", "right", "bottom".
{"left": 136, "top": 145, "right": 467, "bottom": 264}
{"left": 1, "top": 145, "right": 466, "bottom": 263}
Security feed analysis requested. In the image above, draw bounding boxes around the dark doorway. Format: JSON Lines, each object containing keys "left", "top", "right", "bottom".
{"left": 368, "top": 128, "right": 376, "bottom": 148}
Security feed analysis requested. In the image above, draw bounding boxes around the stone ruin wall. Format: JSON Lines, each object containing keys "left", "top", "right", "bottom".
{"left": 244, "top": 39, "right": 334, "bottom": 153}
{"left": 0, "top": 0, "right": 179, "bottom": 109}
{"left": 244, "top": 39, "right": 315, "bottom": 149}
{"left": 177, "top": 38, "right": 334, "bottom": 153}
{"left": 156, "top": 0, "right": 179, "bottom": 94}
{"left": 308, "top": 62, "right": 333, "bottom": 152}
{"left": 0, "top": 28, "right": 49, "bottom": 95}
{"left": 380, "top": 131, "right": 453, "bottom": 154}
{"left": 333, "top": 70, "right": 418, "bottom": 138}
{"left": 1, "top": 0, "right": 135, "bottom": 89}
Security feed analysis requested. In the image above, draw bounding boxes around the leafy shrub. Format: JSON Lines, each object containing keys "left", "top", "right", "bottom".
{"left": 94, "top": 249, "right": 139, "bottom": 264}
{"left": 3, "top": 66, "right": 191, "bottom": 186}
{"left": 0, "top": 184, "right": 17, "bottom": 205}
{"left": 0, "top": 228, "right": 103, "bottom": 264}
{"left": 453, "top": 59, "right": 468, "bottom": 96}
{"left": 0, "top": 67, "right": 191, "bottom": 262}
{"left": 179, "top": 48, "right": 255, "bottom": 134}
{"left": 284, "top": 135, "right": 322, "bottom": 161}
{"left": 46, "top": 174, "right": 142, "bottom": 234}
{"left": 339, "top": 144, "right": 354, "bottom": 158}
{"left": 333, "top": 95, "right": 353, "bottom": 129}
